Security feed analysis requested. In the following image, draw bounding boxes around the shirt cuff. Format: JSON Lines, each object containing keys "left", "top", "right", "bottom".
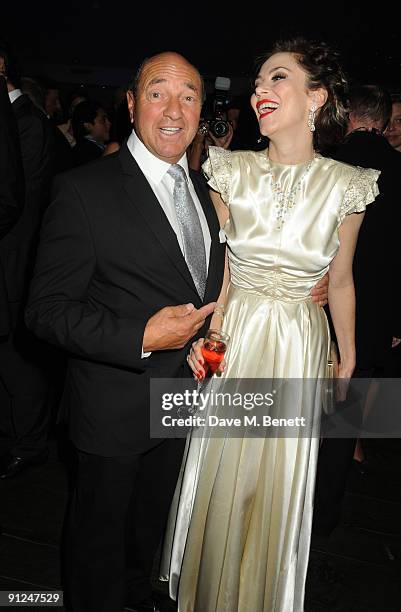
{"left": 141, "top": 346, "right": 151, "bottom": 358}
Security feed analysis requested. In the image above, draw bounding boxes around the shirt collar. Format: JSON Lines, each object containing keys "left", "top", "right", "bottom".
{"left": 127, "top": 129, "right": 190, "bottom": 185}
{"left": 8, "top": 89, "right": 23, "bottom": 104}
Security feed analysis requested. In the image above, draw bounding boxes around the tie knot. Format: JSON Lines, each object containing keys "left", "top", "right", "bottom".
{"left": 168, "top": 164, "right": 187, "bottom": 183}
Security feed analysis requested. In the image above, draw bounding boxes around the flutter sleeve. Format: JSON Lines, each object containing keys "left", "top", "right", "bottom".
{"left": 202, "top": 146, "right": 232, "bottom": 205}
{"left": 338, "top": 166, "right": 380, "bottom": 225}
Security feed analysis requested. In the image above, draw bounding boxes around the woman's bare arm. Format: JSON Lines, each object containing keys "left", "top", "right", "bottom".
{"left": 328, "top": 212, "right": 365, "bottom": 377}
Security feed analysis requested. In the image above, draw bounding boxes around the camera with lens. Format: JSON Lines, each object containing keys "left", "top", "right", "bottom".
{"left": 209, "top": 116, "right": 230, "bottom": 138}
{"left": 198, "top": 117, "right": 230, "bottom": 138}
{"left": 199, "top": 76, "right": 232, "bottom": 139}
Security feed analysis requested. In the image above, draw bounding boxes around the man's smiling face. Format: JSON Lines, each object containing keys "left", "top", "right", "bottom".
{"left": 131, "top": 52, "right": 203, "bottom": 164}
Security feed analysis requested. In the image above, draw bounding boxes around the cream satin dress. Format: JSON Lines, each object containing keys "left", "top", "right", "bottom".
{"left": 160, "top": 148, "right": 380, "bottom": 612}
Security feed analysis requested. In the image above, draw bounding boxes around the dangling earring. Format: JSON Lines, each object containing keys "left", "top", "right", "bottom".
{"left": 308, "top": 104, "right": 317, "bottom": 132}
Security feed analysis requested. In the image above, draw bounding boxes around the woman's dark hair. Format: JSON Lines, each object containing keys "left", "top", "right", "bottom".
{"left": 71, "top": 100, "right": 102, "bottom": 141}
{"left": 254, "top": 37, "right": 349, "bottom": 152}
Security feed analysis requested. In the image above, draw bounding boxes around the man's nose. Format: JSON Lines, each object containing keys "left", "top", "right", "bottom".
{"left": 163, "top": 97, "right": 182, "bottom": 120}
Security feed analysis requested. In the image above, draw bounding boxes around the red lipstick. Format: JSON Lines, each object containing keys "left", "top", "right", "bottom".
{"left": 256, "top": 99, "right": 278, "bottom": 119}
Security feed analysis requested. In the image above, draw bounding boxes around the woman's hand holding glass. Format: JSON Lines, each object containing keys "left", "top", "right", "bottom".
{"left": 187, "top": 329, "right": 230, "bottom": 381}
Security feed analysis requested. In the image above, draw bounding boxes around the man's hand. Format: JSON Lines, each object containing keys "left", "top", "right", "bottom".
{"left": 143, "top": 302, "right": 216, "bottom": 352}
{"left": 310, "top": 272, "right": 329, "bottom": 307}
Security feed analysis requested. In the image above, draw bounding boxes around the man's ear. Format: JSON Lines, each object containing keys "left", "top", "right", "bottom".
{"left": 127, "top": 91, "right": 135, "bottom": 123}
{"left": 0, "top": 56, "right": 5, "bottom": 74}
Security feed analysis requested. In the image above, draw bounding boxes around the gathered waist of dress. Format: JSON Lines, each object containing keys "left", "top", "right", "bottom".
{"left": 229, "top": 269, "right": 324, "bottom": 303}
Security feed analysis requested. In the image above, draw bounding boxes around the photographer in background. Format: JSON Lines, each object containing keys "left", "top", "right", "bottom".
{"left": 188, "top": 76, "right": 237, "bottom": 171}
{"left": 188, "top": 111, "right": 234, "bottom": 170}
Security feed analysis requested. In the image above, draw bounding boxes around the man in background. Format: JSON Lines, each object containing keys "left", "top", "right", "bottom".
{"left": 314, "top": 84, "right": 401, "bottom": 536}
{"left": 385, "top": 93, "right": 401, "bottom": 153}
{"left": 26, "top": 52, "right": 225, "bottom": 612}
{"left": 0, "top": 41, "right": 54, "bottom": 480}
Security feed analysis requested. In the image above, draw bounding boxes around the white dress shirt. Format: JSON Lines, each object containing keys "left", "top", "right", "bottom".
{"left": 8, "top": 88, "right": 23, "bottom": 104}
{"left": 126, "top": 130, "right": 212, "bottom": 357}
{"left": 127, "top": 130, "right": 211, "bottom": 267}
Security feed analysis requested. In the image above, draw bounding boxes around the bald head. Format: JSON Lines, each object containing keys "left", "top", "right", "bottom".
{"left": 131, "top": 52, "right": 204, "bottom": 102}
{"left": 127, "top": 51, "right": 204, "bottom": 164}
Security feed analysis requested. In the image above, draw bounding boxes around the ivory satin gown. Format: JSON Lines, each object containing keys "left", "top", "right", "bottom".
{"left": 160, "top": 148, "right": 379, "bottom": 612}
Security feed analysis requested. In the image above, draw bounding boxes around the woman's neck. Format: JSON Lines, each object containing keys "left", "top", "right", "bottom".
{"left": 267, "top": 138, "right": 315, "bottom": 165}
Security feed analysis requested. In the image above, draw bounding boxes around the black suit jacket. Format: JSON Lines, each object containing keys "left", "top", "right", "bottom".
{"left": 0, "top": 80, "right": 24, "bottom": 238}
{"left": 26, "top": 144, "right": 225, "bottom": 455}
{"left": 0, "top": 80, "right": 25, "bottom": 335}
{"left": 73, "top": 137, "right": 104, "bottom": 167}
{"left": 51, "top": 120, "right": 74, "bottom": 175}
{"left": 332, "top": 130, "right": 401, "bottom": 368}
{"left": 0, "top": 93, "right": 53, "bottom": 313}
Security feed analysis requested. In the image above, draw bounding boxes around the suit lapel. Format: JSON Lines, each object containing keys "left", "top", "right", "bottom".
{"left": 119, "top": 144, "right": 199, "bottom": 297}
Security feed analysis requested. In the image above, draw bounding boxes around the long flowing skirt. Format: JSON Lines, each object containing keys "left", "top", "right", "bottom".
{"left": 160, "top": 286, "right": 330, "bottom": 612}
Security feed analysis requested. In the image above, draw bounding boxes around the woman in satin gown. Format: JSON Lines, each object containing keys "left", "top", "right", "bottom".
{"left": 160, "top": 38, "right": 380, "bottom": 612}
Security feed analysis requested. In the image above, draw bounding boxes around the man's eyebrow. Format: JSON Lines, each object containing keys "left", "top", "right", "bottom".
{"left": 148, "top": 78, "right": 167, "bottom": 86}
{"left": 147, "top": 78, "right": 199, "bottom": 93}
{"left": 184, "top": 82, "right": 199, "bottom": 93}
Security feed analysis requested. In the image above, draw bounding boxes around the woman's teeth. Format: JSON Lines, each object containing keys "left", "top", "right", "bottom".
{"left": 258, "top": 102, "right": 279, "bottom": 114}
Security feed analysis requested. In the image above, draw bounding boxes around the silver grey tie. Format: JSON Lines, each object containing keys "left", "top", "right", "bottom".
{"left": 168, "top": 164, "right": 207, "bottom": 299}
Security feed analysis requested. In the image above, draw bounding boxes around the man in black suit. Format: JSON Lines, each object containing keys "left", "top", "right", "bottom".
{"left": 0, "top": 43, "right": 54, "bottom": 477}
{"left": 0, "top": 72, "right": 24, "bottom": 336}
{"left": 313, "top": 84, "right": 401, "bottom": 536}
{"left": 25, "top": 52, "right": 224, "bottom": 612}
{"left": 20, "top": 76, "right": 74, "bottom": 175}
{"left": 40, "top": 77, "right": 74, "bottom": 174}
{"left": 0, "top": 65, "right": 25, "bottom": 539}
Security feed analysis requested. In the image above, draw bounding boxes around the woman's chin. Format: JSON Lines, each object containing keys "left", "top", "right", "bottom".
{"left": 258, "top": 120, "right": 275, "bottom": 139}
{"left": 259, "top": 127, "right": 273, "bottom": 139}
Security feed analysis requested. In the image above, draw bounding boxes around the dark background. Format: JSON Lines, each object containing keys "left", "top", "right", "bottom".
{"left": 2, "top": 1, "right": 400, "bottom": 104}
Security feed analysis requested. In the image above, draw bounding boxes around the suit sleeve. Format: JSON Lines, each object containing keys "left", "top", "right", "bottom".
{"left": 0, "top": 77, "right": 24, "bottom": 238}
{"left": 25, "top": 175, "right": 148, "bottom": 370}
